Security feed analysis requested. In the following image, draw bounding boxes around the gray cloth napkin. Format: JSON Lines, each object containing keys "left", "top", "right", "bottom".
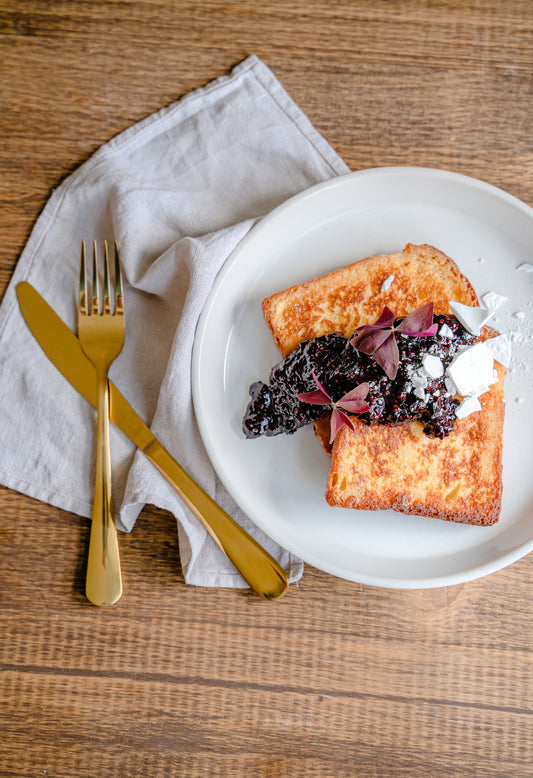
{"left": 0, "top": 55, "right": 349, "bottom": 588}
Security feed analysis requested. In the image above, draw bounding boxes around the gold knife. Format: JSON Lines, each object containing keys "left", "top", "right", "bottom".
{"left": 16, "top": 281, "right": 288, "bottom": 600}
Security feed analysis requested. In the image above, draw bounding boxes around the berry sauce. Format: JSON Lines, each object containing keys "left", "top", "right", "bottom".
{"left": 242, "top": 314, "right": 476, "bottom": 440}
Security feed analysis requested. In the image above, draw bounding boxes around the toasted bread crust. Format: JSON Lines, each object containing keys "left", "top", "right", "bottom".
{"left": 262, "top": 244, "right": 478, "bottom": 357}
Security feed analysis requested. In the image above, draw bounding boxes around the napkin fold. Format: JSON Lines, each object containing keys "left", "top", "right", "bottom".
{"left": 0, "top": 55, "right": 349, "bottom": 588}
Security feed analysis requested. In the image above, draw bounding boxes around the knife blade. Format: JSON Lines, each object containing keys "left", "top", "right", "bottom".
{"left": 16, "top": 281, "right": 287, "bottom": 600}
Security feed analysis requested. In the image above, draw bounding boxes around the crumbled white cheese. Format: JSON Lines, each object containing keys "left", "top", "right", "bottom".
{"left": 446, "top": 341, "right": 497, "bottom": 397}
{"left": 422, "top": 353, "right": 444, "bottom": 379}
{"left": 484, "top": 333, "right": 512, "bottom": 368}
{"left": 448, "top": 301, "right": 494, "bottom": 336}
{"left": 438, "top": 323, "right": 454, "bottom": 338}
{"left": 381, "top": 274, "right": 394, "bottom": 292}
{"left": 514, "top": 311, "right": 525, "bottom": 320}
{"left": 408, "top": 367, "right": 428, "bottom": 400}
{"left": 455, "top": 395, "right": 482, "bottom": 419}
{"left": 470, "top": 383, "right": 493, "bottom": 397}
{"left": 445, "top": 376, "right": 458, "bottom": 396}
{"left": 482, "top": 291, "right": 507, "bottom": 311}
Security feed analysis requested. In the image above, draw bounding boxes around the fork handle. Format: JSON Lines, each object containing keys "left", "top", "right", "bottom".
{"left": 86, "top": 374, "right": 123, "bottom": 606}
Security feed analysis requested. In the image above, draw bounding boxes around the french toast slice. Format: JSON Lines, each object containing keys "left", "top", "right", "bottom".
{"left": 261, "top": 244, "right": 506, "bottom": 525}
{"left": 262, "top": 243, "right": 478, "bottom": 358}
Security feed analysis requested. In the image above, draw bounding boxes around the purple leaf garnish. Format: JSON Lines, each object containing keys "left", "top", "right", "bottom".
{"left": 350, "top": 302, "right": 437, "bottom": 380}
{"left": 337, "top": 382, "right": 371, "bottom": 414}
{"left": 362, "top": 306, "right": 395, "bottom": 330}
{"left": 296, "top": 373, "right": 332, "bottom": 405}
{"left": 372, "top": 332, "right": 400, "bottom": 380}
{"left": 330, "top": 408, "right": 355, "bottom": 443}
{"left": 396, "top": 302, "right": 438, "bottom": 337}
{"left": 297, "top": 373, "right": 370, "bottom": 443}
{"left": 351, "top": 326, "right": 394, "bottom": 355}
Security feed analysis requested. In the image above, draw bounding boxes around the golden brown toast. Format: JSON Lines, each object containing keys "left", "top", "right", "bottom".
{"left": 262, "top": 243, "right": 478, "bottom": 358}
{"left": 261, "top": 244, "right": 506, "bottom": 525}
{"left": 325, "top": 362, "right": 505, "bottom": 525}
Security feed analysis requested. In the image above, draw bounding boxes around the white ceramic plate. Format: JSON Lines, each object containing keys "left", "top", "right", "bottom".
{"left": 192, "top": 167, "right": 533, "bottom": 588}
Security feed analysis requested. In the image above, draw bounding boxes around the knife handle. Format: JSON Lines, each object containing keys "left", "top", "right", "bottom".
{"left": 142, "top": 438, "right": 288, "bottom": 600}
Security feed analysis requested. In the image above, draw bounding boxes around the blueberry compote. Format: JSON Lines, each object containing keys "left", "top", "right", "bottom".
{"left": 242, "top": 314, "right": 476, "bottom": 440}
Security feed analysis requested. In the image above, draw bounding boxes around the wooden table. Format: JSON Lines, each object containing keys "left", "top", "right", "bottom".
{"left": 1, "top": 2, "right": 532, "bottom": 775}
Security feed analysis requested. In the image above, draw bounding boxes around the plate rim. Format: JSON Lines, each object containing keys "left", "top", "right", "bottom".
{"left": 192, "top": 165, "right": 533, "bottom": 589}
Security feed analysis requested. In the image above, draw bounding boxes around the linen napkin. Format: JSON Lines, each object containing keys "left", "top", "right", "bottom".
{"left": 0, "top": 55, "right": 349, "bottom": 588}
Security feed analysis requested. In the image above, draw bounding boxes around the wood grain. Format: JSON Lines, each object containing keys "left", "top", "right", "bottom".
{"left": 1, "top": 1, "right": 532, "bottom": 776}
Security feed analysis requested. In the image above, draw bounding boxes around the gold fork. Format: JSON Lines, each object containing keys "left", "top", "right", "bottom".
{"left": 78, "top": 240, "right": 124, "bottom": 606}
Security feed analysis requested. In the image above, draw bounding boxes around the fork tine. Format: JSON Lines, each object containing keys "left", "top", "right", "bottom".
{"left": 114, "top": 241, "right": 124, "bottom": 316}
{"left": 92, "top": 241, "right": 100, "bottom": 315}
{"left": 103, "top": 240, "right": 111, "bottom": 315}
{"left": 79, "top": 241, "right": 88, "bottom": 315}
